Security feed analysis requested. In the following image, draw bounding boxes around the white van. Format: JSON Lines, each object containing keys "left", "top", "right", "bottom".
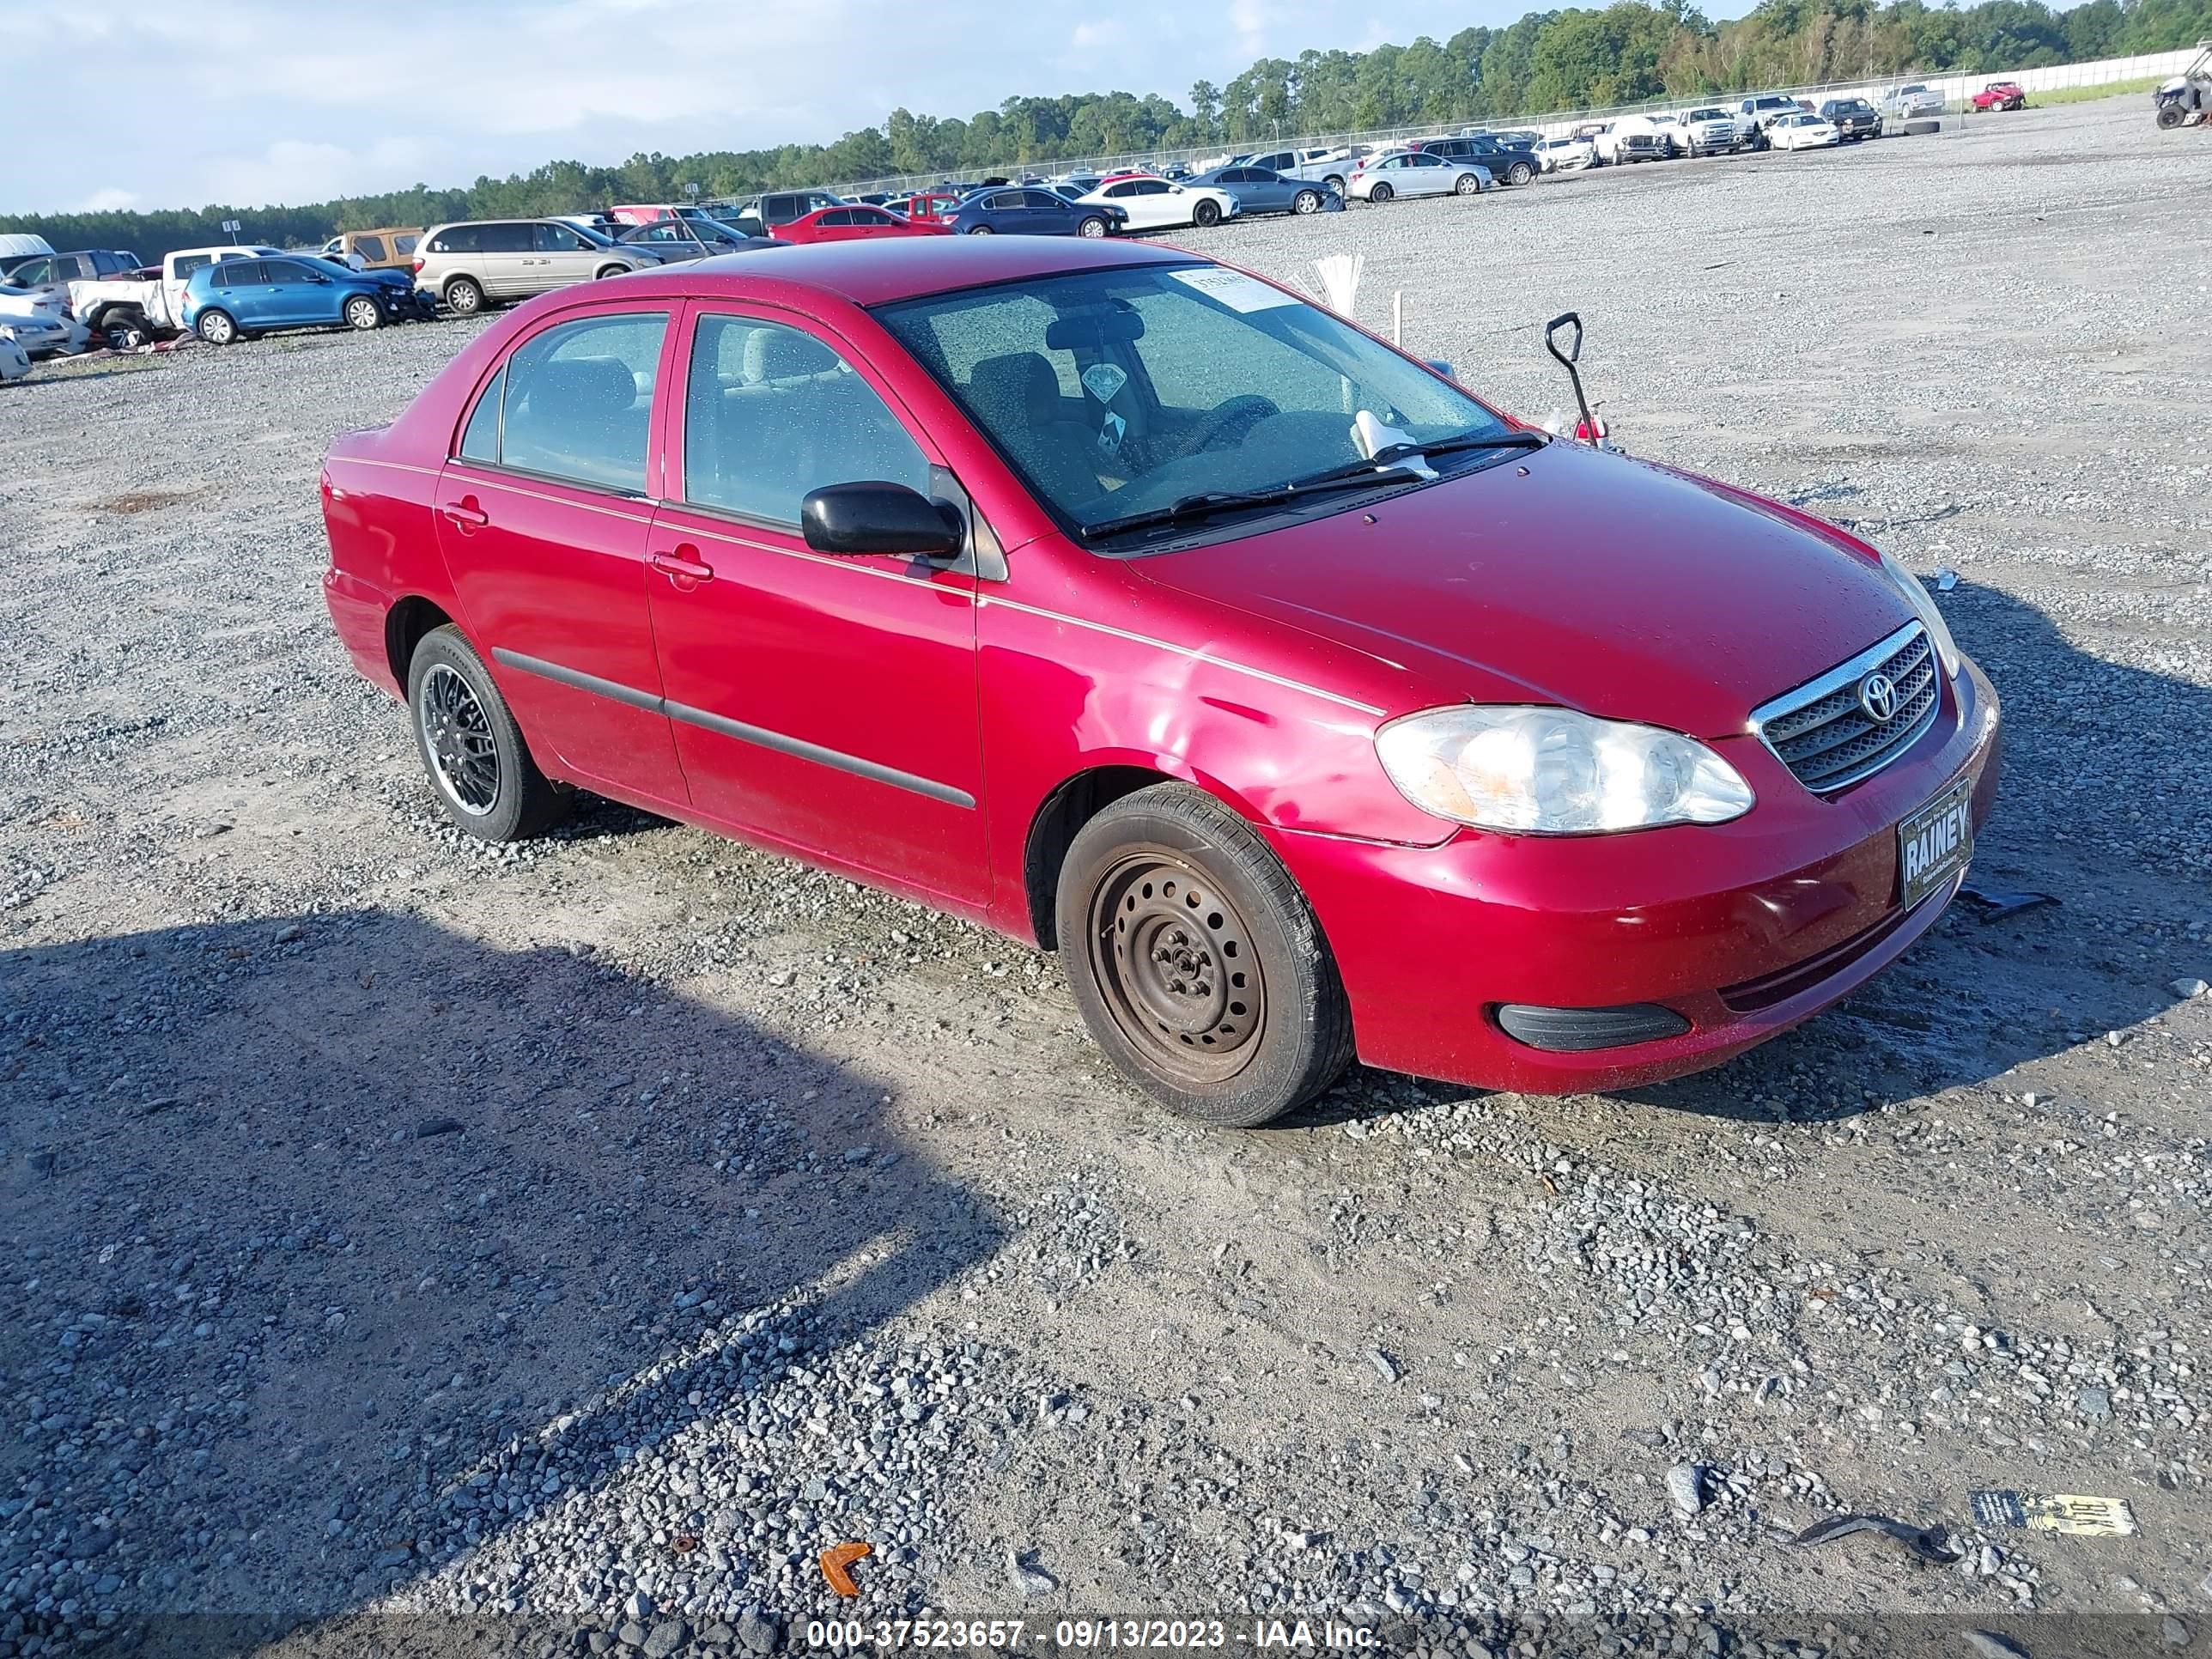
{"left": 0, "top": 232, "right": 56, "bottom": 282}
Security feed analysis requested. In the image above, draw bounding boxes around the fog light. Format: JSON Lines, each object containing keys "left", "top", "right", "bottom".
{"left": 1493, "top": 1003, "right": 1691, "bottom": 1052}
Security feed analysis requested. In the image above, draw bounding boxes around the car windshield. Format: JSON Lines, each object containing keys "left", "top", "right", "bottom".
{"left": 873, "top": 263, "right": 1513, "bottom": 547}
{"left": 568, "top": 222, "right": 619, "bottom": 246}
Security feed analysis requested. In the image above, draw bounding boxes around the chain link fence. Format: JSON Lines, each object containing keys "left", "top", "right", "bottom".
{"left": 774, "top": 45, "right": 2194, "bottom": 203}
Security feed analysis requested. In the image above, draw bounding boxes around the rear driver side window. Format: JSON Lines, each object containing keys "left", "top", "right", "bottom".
{"left": 683, "top": 315, "right": 929, "bottom": 526}
{"left": 483, "top": 313, "right": 667, "bottom": 494}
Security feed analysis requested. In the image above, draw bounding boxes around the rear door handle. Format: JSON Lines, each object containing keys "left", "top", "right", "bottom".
{"left": 441, "top": 498, "right": 489, "bottom": 531}
{"left": 650, "top": 546, "right": 714, "bottom": 587}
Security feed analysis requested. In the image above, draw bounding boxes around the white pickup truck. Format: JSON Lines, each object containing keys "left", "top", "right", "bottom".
{"left": 67, "top": 244, "right": 286, "bottom": 347}
{"left": 1231, "top": 146, "right": 1364, "bottom": 191}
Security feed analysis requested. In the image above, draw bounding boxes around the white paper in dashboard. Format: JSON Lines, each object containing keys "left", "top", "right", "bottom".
{"left": 1169, "top": 267, "right": 1298, "bottom": 313}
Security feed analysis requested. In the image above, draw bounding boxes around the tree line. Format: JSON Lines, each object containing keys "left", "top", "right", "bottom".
{"left": 7, "top": 0, "right": 2203, "bottom": 264}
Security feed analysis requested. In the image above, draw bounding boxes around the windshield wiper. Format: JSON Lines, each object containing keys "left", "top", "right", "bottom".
{"left": 1286, "top": 428, "right": 1547, "bottom": 491}
{"left": 1079, "top": 469, "right": 1429, "bottom": 540}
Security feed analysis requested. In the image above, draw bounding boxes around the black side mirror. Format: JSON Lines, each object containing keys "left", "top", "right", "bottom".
{"left": 801, "top": 482, "right": 963, "bottom": 559}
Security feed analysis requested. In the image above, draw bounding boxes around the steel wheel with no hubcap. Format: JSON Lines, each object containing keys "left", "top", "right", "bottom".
{"left": 417, "top": 662, "right": 501, "bottom": 817}
{"left": 1088, "top": 849, "right": 1264, "bottom": 1086}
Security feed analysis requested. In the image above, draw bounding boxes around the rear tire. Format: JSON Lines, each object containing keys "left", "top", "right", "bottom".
{"left": 102, "top": 312, "right": 151, "bottom": 351}
{"left": 966, "top": 224, "right": 994, "bottom": 234}
{"left": 1057, "top": 783, "right": 1353, "bottom": 1128}
{"left": 1368, "top": 181, "right": 1393, "bottom": 203}
{"left": 443, "top": 276, "right": 485, "bottom": 316}
{"left": 343, "top": 295, "right": 382, "bottom": 331}
{"left": 1323, "top": 173, "right": 1345, "bottom": 191}
{"left": 195, "top": 308, "right": 237, "bottom": 346}
{"left": 1193, "top": 199, "right": 1222, "bottom": 227}
{"left": 406, "top": 625, "right": 568, "bottom": 842}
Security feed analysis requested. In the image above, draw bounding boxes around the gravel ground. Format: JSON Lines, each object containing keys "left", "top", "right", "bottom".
{"left": 3, "top": 96, "right": 2209, "bottom": 1659}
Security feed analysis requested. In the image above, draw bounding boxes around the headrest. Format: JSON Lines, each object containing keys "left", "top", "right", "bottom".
{"left": 966, "top": 351, "right": 1060, "bottom": 427}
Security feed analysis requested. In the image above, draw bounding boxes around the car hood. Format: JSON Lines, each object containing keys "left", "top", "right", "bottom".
{"left": 1133, "top": 440, "right": 1914, "bottom": 739}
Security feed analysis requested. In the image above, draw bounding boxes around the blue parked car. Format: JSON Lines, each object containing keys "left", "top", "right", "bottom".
{"left": 945, "top": 186, "right": 1128, "bottom": 239}
{"left": 180, "top": 254, "right": 433, "bottom": 345}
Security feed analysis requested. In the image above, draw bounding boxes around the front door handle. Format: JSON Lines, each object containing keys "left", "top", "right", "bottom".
{"left": 650, "top": 545, "right": 714, "bottom": 588}
{"left": 441, "top": 498, "right": 489, "bottom": 532}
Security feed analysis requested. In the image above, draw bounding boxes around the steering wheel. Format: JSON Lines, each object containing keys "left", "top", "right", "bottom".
{"left": 1176, "top": 394, "right": 1280, "bottom": 459}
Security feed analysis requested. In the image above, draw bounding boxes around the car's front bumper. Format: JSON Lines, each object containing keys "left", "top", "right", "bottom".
{"left": 1273, "top": 657, "right": 2002, "bottom": 1095}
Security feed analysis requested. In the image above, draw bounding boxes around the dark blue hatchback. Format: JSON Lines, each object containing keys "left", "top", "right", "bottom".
{"left": 945, "top": 187, "right": 1127, "bottom": 239}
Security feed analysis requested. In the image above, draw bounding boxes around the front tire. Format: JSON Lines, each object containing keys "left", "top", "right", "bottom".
{"left": 443, "top": 276, "right": 485, "bottom": 316}
{"left": 1368, "top": 181, "right": 1393, "bottom": 203}
{"left": 1193, "top": 199, "right": 1222, "bottom": 227}
{"left": 1077, "top": 215, "right": 1108, "bottom": 237}
{"left": 1507, "top": 161, "right": 1534, "bottom": 185}
{"left": 1058, "top": 783, "right": 1354, "bottom": 1128}
{"left": 343, "top": 295, "right": 382, "bottom": 331}
{"left": 406, "top": 626, "right": 568, "bottom": 842}
{"left": 196, "top": 308, "right": 237, "bottom": 345}
{"left": 1455, "top": 173, "right": 1480, "bottom": 195}
{"left": 1292, "top": 189, "right": 1322, "bottom": 214}
{"left": 2156, "top": 104, "right": 2185, "bottom": 129}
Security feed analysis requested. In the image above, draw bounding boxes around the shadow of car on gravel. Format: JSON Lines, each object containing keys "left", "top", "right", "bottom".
{"left": 0, "top": 909, "right": 1002, "bottom": 1656}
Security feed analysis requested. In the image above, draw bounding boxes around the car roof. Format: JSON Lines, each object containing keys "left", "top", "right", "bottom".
{"left": 628, "top": 236, "right": 1198, "bottom": 308}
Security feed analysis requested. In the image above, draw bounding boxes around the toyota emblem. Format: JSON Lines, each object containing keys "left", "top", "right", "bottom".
{"left": 1858, "top": 672, "right": 1899, "bottom": 723}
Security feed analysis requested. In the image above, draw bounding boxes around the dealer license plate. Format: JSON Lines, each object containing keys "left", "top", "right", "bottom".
{"left": 1897, "top": 775, "right": 1974, "bottom": 908}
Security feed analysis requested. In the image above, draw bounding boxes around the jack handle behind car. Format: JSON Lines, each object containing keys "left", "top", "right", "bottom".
{"left": 1545, "top": 312, "right": 1601, "bottom": 446}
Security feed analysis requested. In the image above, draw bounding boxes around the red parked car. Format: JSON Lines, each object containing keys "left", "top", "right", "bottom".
{"left": 319, "top": 239, "right": 2000, "bottom": 1127}
{"left": 886, "top": 190, "right": 967, "bottom": 225}
{"left": 773, "top": 204, "right": 951, "bottom": 245}
{"left": 1972, "top": 81, "right": 2028, "bottom": 110}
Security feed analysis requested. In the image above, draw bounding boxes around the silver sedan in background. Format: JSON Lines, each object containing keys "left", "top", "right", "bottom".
{"left": 1346, "top": 149, "right": 1492, "bottom": 202}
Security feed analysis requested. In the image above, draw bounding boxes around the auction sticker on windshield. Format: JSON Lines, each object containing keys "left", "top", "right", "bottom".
{"left": 1168, "top": 267, "right": 1298, "bottom": 313}
{"left": 1898, "top": 772, "right": 1973, "bottom": 908}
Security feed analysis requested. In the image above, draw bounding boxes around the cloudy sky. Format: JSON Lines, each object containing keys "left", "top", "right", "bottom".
{"left": 27, "top": 0, "right": 1602, "bottom": 216}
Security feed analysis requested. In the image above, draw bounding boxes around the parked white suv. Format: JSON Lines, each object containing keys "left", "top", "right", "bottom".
{"left": 1592, "top": 114, "right": 1674, "bottom": 164}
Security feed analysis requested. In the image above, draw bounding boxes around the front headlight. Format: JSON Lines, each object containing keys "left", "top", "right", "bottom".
{"left": 1376, "top": 706, "right": 1755, "bottom": 835}
{"left": 1878, "top": 548, "right": 1961, "bottom": 678}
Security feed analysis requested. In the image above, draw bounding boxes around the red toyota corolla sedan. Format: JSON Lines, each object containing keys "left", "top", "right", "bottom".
{"left": 772, "top": 204, "right": 952, "bottom": 245}
{"left": 319, "top": 238, "right": 2000, "bottom": 1127}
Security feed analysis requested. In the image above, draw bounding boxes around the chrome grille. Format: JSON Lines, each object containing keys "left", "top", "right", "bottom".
{"left": 1752, "top": 622, "right": 1941, "bottom": 793}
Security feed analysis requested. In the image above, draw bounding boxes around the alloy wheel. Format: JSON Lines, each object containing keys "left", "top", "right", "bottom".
{"left": 344, "top": 296, "right": 380, "bottom": 330}
{"left": 1086, "top": 849, "right": 1266, "bottom": 1086}
{"left": 416, "top": 662, "right": 501, "bottom": 817}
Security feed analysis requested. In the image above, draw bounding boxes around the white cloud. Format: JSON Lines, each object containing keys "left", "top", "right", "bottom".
{"left": 1229, "top": 0, "right": 1270, "bottom": 57}
{"left": 76, "top": 188, "right": 142, "bottom": 213}
{"left": 6, "top": 0, "right": 1668, "bottom": 214}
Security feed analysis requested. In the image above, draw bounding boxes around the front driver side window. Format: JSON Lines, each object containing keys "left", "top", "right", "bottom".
{"left": 683, "top": 315, "right": 930, "bottom": 526}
